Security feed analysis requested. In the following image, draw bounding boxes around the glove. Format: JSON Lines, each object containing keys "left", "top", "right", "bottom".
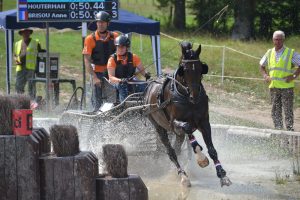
{"left": 119, "top": 78, "right": 128, "bottom": 84}
{"left": 145, "top": 72, "right": 151, "bottom": 80}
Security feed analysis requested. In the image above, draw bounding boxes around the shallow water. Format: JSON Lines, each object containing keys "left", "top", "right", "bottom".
{"left": 128, "top": 130, "right": 300, "bottom": 200}
{"left": 33, "top": 117, "right": 300, "bottom": 200}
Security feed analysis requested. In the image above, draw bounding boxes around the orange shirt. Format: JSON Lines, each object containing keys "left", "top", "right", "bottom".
{"left": 107, "top": 53, "right": 141, "bottom": 70}
{"left": 82, "top": 31, "right": 118, "bottom": 72}
{"left": 107, "top": 53, "right": 142, "bottom": 80}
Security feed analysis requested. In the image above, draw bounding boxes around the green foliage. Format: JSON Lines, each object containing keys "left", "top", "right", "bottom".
{"left": 188, "top": 0, "right": 300, "bottom": 37}
{"left": 188, "top": 0, "right": 233, "bottom": 34}
{"left": 256, "top": 0, "right": 300, "bottom": 37}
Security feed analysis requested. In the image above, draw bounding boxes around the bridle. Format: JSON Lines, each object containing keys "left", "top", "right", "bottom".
{"left": 171, "top": 59, "right": 203, "bottom": 104}
{"left": 180, "top": 59, "right": 202, "bottom": 89}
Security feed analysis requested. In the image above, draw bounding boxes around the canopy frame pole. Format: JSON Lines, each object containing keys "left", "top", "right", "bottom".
{"left": 5, "top": 29, "right": 13, "bottom": 94}
{"left": 156, "top": 35, "right": 161, "bottom": 76}
{"left": 45, "top": 22, "right": 51, "bottom": 112}
{"left": 151, "top": 35, "right": 161, "bottom": 77}
{"left": 82, "top": 22, "right": 87, "bottom": 109}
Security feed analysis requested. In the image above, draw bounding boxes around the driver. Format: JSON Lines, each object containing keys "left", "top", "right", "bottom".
{"left": 107, "top": 35, "right": 150, "bottom": 102}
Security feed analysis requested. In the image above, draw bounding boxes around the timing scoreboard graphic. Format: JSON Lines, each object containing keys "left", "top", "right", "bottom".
{"left": 17, "top": 0, "right": 119, "bottom": 22}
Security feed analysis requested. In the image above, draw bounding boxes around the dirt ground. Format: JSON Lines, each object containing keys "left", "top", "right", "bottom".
{"left": 203, "top": 82, "right": 300, "bottom": 132}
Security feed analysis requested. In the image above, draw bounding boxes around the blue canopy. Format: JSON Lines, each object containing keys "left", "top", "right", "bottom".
{"left": 0, "top": 9, "right": 161, "bottom": 94}
{"left": 0, "top": 9, "right": 160, "bottom": 35}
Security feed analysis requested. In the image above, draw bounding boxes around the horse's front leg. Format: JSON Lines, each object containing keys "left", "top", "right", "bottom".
{"left": 188, "top": 134, "right": 209, "bottom": 168}
{"left": 199, "top": 120, "right": 232, "bottom": 187}
{"left": 173, "top": 119, "right": 208, "bottom": 168}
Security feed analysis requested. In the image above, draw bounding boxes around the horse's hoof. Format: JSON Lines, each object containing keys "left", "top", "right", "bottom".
{"left": 195, "top": 146, "right": 209, "bottom": 168}
{"left": 197, "top": 157, "right": 209, "bottom": 168}
{"left": 181, "top": 175, "right": 191, "bottom": 187}
{"left": 220, "top": 176, "right": 232, "bottom": 187}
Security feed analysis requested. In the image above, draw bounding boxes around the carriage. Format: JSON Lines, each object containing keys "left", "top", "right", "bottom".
{"left": 59, "top": 78, "right": 184, "bottom": 156}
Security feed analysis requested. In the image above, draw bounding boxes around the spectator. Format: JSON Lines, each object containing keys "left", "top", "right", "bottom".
{"left": 14, "top": 28, "right": 42, "bottom": 99}
{"left": 259, "top": 30, "right": 300, "bottom": 131}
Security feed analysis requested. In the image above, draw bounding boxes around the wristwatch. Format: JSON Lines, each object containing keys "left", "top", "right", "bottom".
{"left": 293, "top": 74, "right": 297, "bottom": 78}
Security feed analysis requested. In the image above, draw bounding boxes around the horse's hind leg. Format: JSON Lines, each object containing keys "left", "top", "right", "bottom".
{"left": 154, "top": 124, "right": 191, "bottom": 187}
{"left": 199, "top": 120, "right": 232, "bottom": 187}
{"left": 158, "top": 130, "right": 191, "bottom": 187}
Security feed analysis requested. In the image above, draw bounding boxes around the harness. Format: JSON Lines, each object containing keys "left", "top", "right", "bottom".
{"left": 91, "top": 31, "right": 115, "bottom": 65}
{"left": 113, "top": 52, "right": 136, "bottom": 78}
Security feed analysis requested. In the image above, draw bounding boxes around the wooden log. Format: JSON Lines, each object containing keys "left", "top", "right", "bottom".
{"left": 0, "top": 136, "right": 17, "bottom": 200}
{"left": 0, "top": 96, "right": 14, "bottom": 135}
{"left": 0, "top": 128, "right": 50, "bottom": 200}
{"left": 96, "top": 174, "right": 148, "bottom": 200}
{"left": 40, "top": 151, "right": 98, "bottom": 200}
{"left": 50, "top": 125, "right": 80, "bottom": 157}
{"left": 16, "top": 135, "right": 39, "bottom": 200}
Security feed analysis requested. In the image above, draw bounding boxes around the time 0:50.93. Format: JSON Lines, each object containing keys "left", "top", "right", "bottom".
{"left": 70, "top": 10, "right": 117, "bottom": 19}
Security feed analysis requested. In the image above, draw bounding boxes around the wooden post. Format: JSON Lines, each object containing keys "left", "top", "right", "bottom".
{"left": 96, "top": 174, "right": 148, "bottom": 200}
{"left": 0, "top": 128, "right": 50, "bottom": 200}
{"left": 39, "top": 151, "right": 98, "bottom": 200}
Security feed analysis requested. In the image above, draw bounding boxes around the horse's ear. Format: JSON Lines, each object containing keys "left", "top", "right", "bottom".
{"left": 195, "top": 44, "right": 201, "bottom": 58}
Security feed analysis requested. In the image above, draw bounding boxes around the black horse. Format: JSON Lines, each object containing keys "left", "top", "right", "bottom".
{"left": 144, "top": 42, "right": 231, "bottom": 187}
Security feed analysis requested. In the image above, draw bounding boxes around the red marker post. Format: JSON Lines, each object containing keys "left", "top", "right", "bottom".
{"left": 12, "top": 109, "right": 33, "bottom": 135}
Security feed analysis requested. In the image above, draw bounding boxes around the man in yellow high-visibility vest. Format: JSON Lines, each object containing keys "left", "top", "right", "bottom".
{"left": 14, "top": 28, "right": 41, "bottom": 99}
{"left": 260, "top": 30, "right": 300, "bottom": 131}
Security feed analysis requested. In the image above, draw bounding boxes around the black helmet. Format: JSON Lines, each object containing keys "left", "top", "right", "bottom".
{"left": 95, "top": 11, "right": 111, "bottom": 22}
{"left": 115, "top": 35, "right": 130, "bottom": 47}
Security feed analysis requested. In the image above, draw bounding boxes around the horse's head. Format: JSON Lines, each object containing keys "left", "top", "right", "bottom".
{"left": 177, "top": 41, "right": 206, "bottom": 104}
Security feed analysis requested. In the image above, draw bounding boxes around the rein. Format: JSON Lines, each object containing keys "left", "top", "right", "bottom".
{"left": 166, "top": 75, "right": 189, "bottom": 94}
{"left": 181, "top": 59, "right": 200, "bottom": 63}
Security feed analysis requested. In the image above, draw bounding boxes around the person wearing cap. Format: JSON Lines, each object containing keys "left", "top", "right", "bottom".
{"left": 260, "top": 30, "right": 300, "bottom": 131}
{"left": 14, "top": 28, "right": 42, "bottom": 99}
{"left": 82, "top": 11, "right": 118, "bottom": 112}
{"left": 107, "top": 35, "right": 151, "bottom": 103}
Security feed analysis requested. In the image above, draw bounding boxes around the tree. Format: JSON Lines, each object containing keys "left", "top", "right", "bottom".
{"left": 231, "top": 0, "right": 256, "bottom": 40}
{"left": 156, "top": 0, "right": 186, "bottom": 29}
{"left": 173, "top": 0, "right": 186, "bottom": 29}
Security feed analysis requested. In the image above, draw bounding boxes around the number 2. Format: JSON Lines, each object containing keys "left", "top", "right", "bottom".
{"left": 112, "top": 2, "right": 117, "bottom": 9}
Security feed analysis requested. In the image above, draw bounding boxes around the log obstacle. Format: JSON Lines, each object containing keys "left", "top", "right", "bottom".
{"left": 50, "top": 124, "right": 80, "bottom": 157}
{"left": 96, "top": 174, "right": 148, "bottom": 200}
{"left": 97, "top": 144, "right": 148, "bottom": 200}
{"left": 39, "top": 125, "right": 99, "bottom": 200}
{"left": 102, "top": 144, "right": 128, "bottom": 178}
{"left": 0, "top": 128, "right": 51, "bottom": 200}
{"left": 39, "top": 151, "right": 99, "bottom": 200}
